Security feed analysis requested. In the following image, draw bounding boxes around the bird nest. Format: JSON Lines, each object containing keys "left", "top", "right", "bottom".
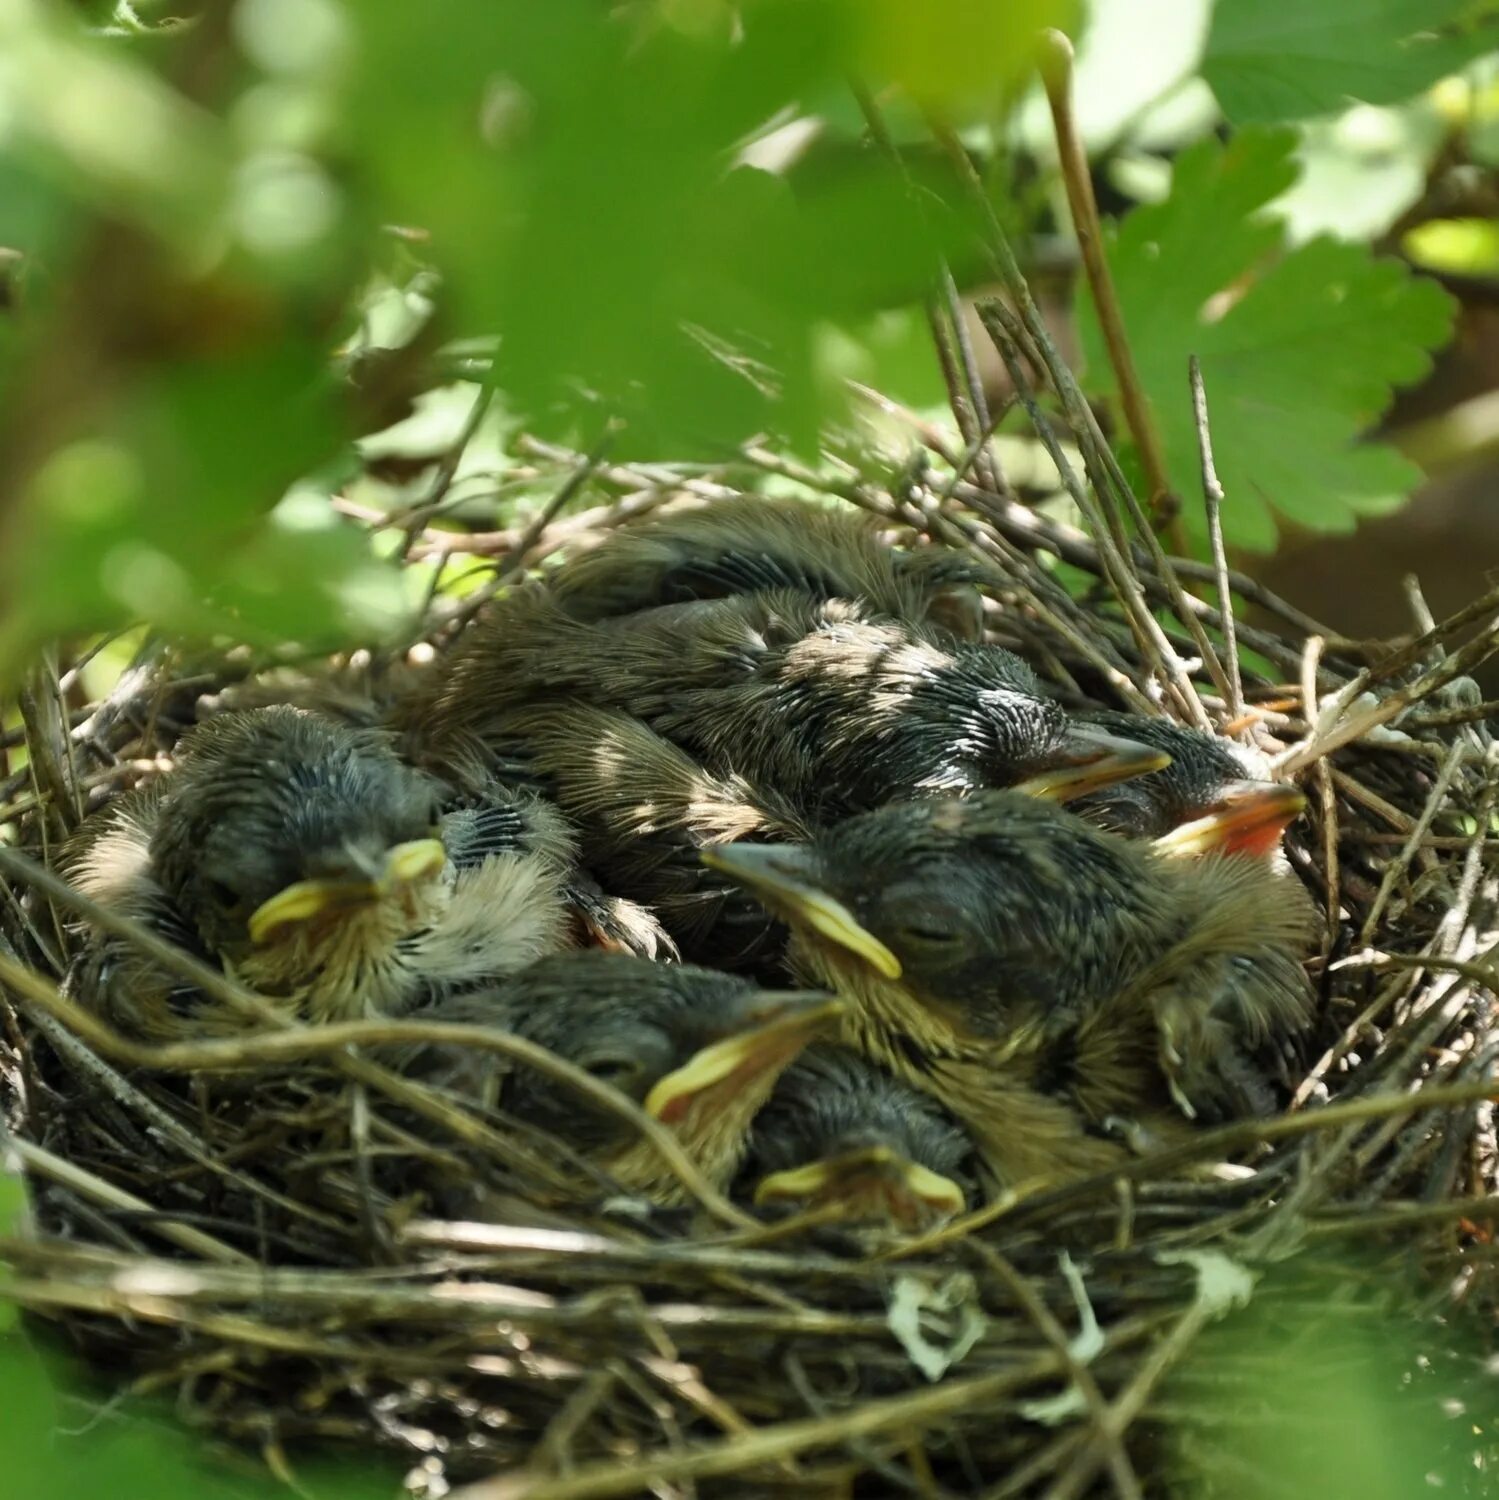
{"left": 3, "top": 336, "right": 1499, "bottom": 1499}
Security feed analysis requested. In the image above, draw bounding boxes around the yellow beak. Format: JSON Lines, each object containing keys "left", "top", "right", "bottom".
{"left": 1014, "top": 722, "right": 1171, "bottom": 803}
{"left": 247, "top": 837, "right": 447, "bottom": 945}
{"left": 701, "top": 843, "right": 902, "bottom": 979}
{"left": 754, "top": 1144, "right": 967, "bottom": 1229}
{"left": 643, "top": 995, "right": 845, "bottom": 1126}
{"left": 1152, "top": 783, "right": 1307, "bottom": 859}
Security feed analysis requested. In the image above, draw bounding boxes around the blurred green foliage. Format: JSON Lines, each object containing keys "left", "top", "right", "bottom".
{"left": 4, "top": 0, "right": 1499, "bottom": 1492}
{"left": 0, "top": 0, "right": 1494, "bottom": 679}
{"left": 1167, "top": 1255, "right": 1496, "bottom": 1498}
{"left": 1202, "top": 0, "right": 1499, "bottom": 123}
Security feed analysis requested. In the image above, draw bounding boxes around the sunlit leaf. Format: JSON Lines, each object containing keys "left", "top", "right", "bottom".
{"left": 843, "top": 0, "right": 1078, "bottom": 109}
{"left": 350, "top": 0, "right": 986, "bottom": 455}
{"left": 1203, "top": 0, "right": 1499, "bottom": 123}
{"left": 1404, "top": 215, "right": 1499, "bottom": 275}
{"left": 1076, "top": 129, "right": 1455, "bottom": 550}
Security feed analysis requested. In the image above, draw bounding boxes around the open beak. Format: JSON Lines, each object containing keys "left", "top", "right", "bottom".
{"left": 1015, "top": 722, "right": 1171, "bottom": 803}
{"left": 643, "top": 993, "right": 844, "bottom": 1126}
{"left": 1152, "top": 782, "right": 1307, "bottom": 859}
{"left": 701, "top": 843, "right": 902, "bottom": 979}
{"left": 247, "top": 838, "right": 447, "bottom": 944}
{"left": 754, "top": 1143, "right": 966, "bottom": 1231}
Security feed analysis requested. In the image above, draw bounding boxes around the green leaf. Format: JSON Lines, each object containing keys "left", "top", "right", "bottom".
{"left": 349, "top": 1, "right": 994, "bottom": 456}
{"left": 0, "top": 1330, "right": 400, "bottom": 1498}
{"left": 1203, "top": 0, "right": 1499, "bottom": 123}
{"left": 0, "top": 1138, "right": 26, "bottom": 1335}
{"left": 0, "top": 341, "right": 374, "bottom": 668}
{"left": 1076, "top": 129, "right": 1455, "bottom": 550}
{"left": 842, "top": 0, "right": 1078, "bottom": 109}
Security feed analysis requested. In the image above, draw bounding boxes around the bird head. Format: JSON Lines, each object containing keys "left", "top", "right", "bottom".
{"left": 748, "top": 1049, "right": 970, "bottom": 1231}
{"left": 1070, "top": 713, "right": 1306, "bottom": 857}
{"left": 704, "top": 792, "right": 1176, "bottom": 1049}
{"left": 754, "top": 1142, "right": 967, "bottom": 1231}
{"left": 495, "top": 953, "right": 843, "bottom": 1198}
{"left": 819, "top": 635, "right": 1168, "bottom": 807}
{"left": 152, "top": 708, "right": 448, "bottom": 984}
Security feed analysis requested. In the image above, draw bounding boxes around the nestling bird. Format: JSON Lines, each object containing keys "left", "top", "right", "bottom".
{"left": 742, "top": 1047, "right": 974, "bottom": 1231}
{"left": 1070, "top": 711, "right": 1305, "bottom": 858}
{"left": 414, "top": 952, "right": 843, "bottom": 1204}
{"left": 547, "top": 496, "right": 986, "bottom": 638}
{"left": 63, "top": 707, "right": 640, "bottom": 1039}
{"left": 468, "top": 699, "right": 814, "bottom": 972}
{"left": 402, "top": 587, "right": 1167, "bottom": 822}
{"left": 705, "top": 792, "right": 1317, "bottom": 1187}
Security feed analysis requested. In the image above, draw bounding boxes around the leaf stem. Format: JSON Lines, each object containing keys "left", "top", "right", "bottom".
{"left": 1040, "top": 30, "right": 1182, "bottom": 550}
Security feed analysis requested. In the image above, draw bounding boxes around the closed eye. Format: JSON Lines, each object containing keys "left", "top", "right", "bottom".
{"left": 897, "top": 923, "right": 967, "bottom": 949}
{"left": 581, "top": 1056, "right": 646, "bottom": 1089}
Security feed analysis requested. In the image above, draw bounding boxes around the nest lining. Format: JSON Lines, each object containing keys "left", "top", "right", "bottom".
{"left": 2, "top": 418, "right": 1499, "bottom": 1498}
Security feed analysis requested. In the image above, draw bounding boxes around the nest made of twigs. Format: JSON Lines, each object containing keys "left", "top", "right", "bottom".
{"left": 3, "top": 388, "right": 1499, "bottom": 1499}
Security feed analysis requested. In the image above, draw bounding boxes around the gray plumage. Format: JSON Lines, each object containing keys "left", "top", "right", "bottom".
{"left": 415, "top": 952, "right": 837, "bottom": 1203}
{"left": 63, "top": 708, "right": 614, "bottom": 1037}
{"left": 708, "top": 791, "right": 1317, "bottom": 1185}
{"left": 547, "top": 497, "right": 984, "bottom": 637}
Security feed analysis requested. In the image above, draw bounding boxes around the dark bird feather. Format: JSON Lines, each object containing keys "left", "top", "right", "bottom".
{"left": 742, "top": 1046, "right": 976, "bottom": 1229}
{"left": 413, "top": 951, "right": 840, "bottom": 1204}
{"left": 62, "top": 707, "right": 649, "bottom": 1037}
{"left": 706, "top": 791, "right": 1317, "bottom": 1188}
{"left": 547, "top": 497, "right": 985, "bottom": 638}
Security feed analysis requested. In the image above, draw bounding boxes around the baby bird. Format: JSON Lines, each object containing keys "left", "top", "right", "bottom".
{"left": 1071, "top": 711, "right": 1305, "bottom": 858}
{"left": 705, "top": 792, "right": 1317, "bottom": 1188}
{"left": 743, "top": 1047, "right": 974, "bottom": 1231}
{"left": 64, "top": 707, "right": 618, "bottom": 1039}
{"left": 403, "top": 587, "right": 1166, "bottom": 823}
{"left": 417, "top": 952, "right": 843, "bottom": 1204}
{"left": 470, "top": 700, "right": 813, "bottom": 973}
{"left": 547, "top": 496, "right": 986, "bottom": 638}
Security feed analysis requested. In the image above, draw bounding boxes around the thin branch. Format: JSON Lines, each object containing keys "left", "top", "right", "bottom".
{"left": 12, "top": 1138, "right": 251, "bottom": 1265}
{"left": 0, "top": 949, "right": 754, "bottom": 1229}
{"left": 1190, "top": 357, "right": 1243, "bottom": 721}
{"left": 1040, "top": 32, "right": 1176, "bottom": 541}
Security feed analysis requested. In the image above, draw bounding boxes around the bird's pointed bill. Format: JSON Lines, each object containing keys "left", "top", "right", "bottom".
{"left": 248, "top": 876, "right": 381, "bottom": 944}
{"left": 1153, "top": 782, "right": 1307, "bottom": 859}
{"left": 754, "top": 1144, "right": 966, "bottom": 1230}
{"left": 381, "top": 838, "right": 447, "bottom": 889}
{"left": 248, "top": 837, "right": 449, "bottom": 944}
{"left": 1015, "top": 722, "right": 1171, "bottom": 803}
{"left": 701, "top": 843, "right": 902, "bottom": 978}
{"left": 643, "top": 995, "right": 844, "bottom": 1126}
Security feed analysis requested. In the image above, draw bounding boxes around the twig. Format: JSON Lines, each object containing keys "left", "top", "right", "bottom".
{"left": 399, "top": 378, "right": 497, "bottom": 558}
{"left": 926, "top": 1078, "right": 1499, "bottom": 1239}
{"left": 1358, "top": 739, "right": 1467, "bottom": 946}
{"left": 11, "top": 1138, "right": 251, "bottom": 1265}
{"left": 1276, "top": 614, "right": 1499, "bottom": 773}
{"left": 0, "top": 951, "right": 753, "bottom": 1229}
{"left": 940, "top": 267, "right": 1008, "bottom": 498}
{"left": 493, "top": 426, "right": 620, "bottom": 587}
{"left": 1043, "top": 1295, "right": 1211, "bottom": 1500}
{"left": 1040, "top": 32, "right": 1177, "bottom": 543}
{"left": 449, "top": 1346, "right": 1116, "bottom": 1500}
{"left": 1299, "top": 637, "right": 1341, "bottom": 957}
{"left": 970, "top": 1243, "right": 1143, "bottom": 1500}
{"left": 1190, "top": 357, "right": 1243, "bottom": 721}
{"left": 27, "top": 1009, "right": 346, "bottom": 1237}
{"left": 975, "top": 302, "right": 1209, "bottom": 725}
